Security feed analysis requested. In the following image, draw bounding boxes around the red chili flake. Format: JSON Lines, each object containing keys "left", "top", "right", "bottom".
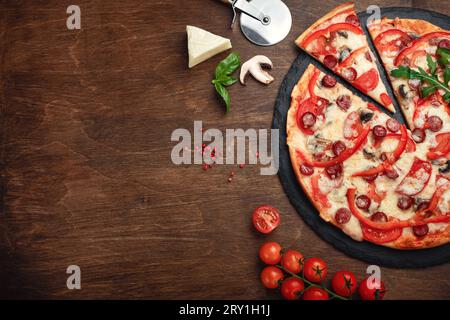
{"left": 239, "top": 164, "right": 245, "bottom": 169}
{"left": 202, "top": 164, "right": 209, "bottom": 171}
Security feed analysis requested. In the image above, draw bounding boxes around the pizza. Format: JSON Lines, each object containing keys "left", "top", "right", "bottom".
{"left": 367, "top": 17, "right": 450, "bottom": 149}
{"left": 295, "top": 2, "right": 395, "bottom": 112}
{"left": 287, "top": 64, "right": 450, "bottom": 249}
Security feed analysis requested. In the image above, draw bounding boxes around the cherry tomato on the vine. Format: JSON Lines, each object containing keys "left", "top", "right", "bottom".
{"left": 259, "top": 242, "right": 282, "bottom": 265}
{"left": 280, "top": 277, "right": 305, "bottom": 300}
{"left": 303, "top": 257, "right": 328, "bottom": 283}
{"left": 331, "top": 270, "right": 358, "bottom": 297}
{"left": 359, "top": 277, "right": 386, "bottom": 300}
{"left": 302, "top": 287, "right": 329, "bottom": 300}
{"left": 252, "top": 205, "right": 281, "bottom": 234}
{"left": 260, "top": 266, "right": 284, "bottom": 289}
{"left": 281, "top": 250, "right": 304, "bottom": 274}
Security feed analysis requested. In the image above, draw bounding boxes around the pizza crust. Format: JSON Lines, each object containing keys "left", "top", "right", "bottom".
{"left": 295, "top": 2, "right": 354, "bottom": 46}
{"left": 368, "top": 17, "right": 444, "bottom": 39}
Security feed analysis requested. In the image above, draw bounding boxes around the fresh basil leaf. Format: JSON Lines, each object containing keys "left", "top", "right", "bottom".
{"left": 214, "top": 82, "right": 231, "bottom": 112}
{"left": 421, "top": 85, "right": 437, "bottom": 98}
{"left": 390, "top": 66, "right": 411, "bottom": 78}
{"left": 444, "top": 67, "right": 450, "bottom": 86}
{"left": 220, "top": 76, "right": 238, "bottom": 87}
{"left": 213, "top": 75, "right": 238, "bottom": 87}
{"left": 215, "top": 52, "right": 241, "bottom": 79}
{"left": 436, "top": 47, "right": 450, "bottom": 66}
{"left": 426, "top": 54, "right": 437, "bottom": 75}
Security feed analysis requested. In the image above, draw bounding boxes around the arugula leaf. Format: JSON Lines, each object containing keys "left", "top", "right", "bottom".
{"left": 444, "top": 67, "right": 450, "bottom": 86}
{"left": 421, "top": 85, "right": 437, "bottom": 98}
{"left": 214, "top": 82, "right": 231, "bottom": 113}
{"left": 390, "top": 66, "right": 410, "bottom": 78}
{"left": 212, "top": 52, "right": 241, "bottom": 112}
{"left": 426, "top": 54, "right": 437, "bottom": 76}
{"left": 436, "top": 47, "right": 450, "bottom": 66}
{"left": 391, "top": 64, "right": 450, "bottom": 102}
{"left": 444, "top": 92, "right": 450, "bottom": 102}
{"left": 215, "top": 52, "right": 241, "bottom": 79}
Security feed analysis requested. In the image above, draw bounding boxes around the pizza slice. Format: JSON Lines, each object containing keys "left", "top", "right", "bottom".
{"left": 368, "top": 18, "right": 450, "bottom": 162}
{"left": 295, "top": 2, "right": 395, "bottom": 112}
{"left": 287, "top": 64, "right": 450, "bottom": 249}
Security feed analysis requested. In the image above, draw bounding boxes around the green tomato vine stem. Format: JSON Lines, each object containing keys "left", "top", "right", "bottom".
{"left": 276, "top": 264, "right": 349, "bottom": 300}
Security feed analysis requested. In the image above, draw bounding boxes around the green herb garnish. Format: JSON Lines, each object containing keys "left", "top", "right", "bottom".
{"left": 212, "top": 52, "right": 241, "bottom": 112}
{"left": 390, "top": 50, "right": 450, "bottom": 102}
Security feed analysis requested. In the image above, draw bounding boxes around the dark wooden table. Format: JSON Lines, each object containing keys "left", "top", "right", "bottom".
{"left": 0, "top": 0, "right": 449, "bottom": 299}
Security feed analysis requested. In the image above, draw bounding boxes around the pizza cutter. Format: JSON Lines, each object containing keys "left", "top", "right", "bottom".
{"left": 219, "top": 0, "right": 292, "bottom": 46}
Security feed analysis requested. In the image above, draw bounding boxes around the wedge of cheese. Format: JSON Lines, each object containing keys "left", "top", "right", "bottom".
{"left": 187, "top": 26, "right": 232, "bottom": 68}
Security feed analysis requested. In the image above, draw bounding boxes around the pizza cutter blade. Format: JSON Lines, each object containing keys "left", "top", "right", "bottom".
{"left": 223, "top": 0, "right": 292, "bottom": 46}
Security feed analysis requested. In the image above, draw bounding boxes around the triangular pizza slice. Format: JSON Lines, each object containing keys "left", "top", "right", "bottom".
{"left": 367, "top": 17, "right": 450, "bottom": 146}
{"left": 295, "top": 2, "right": 395, "bottom": 112}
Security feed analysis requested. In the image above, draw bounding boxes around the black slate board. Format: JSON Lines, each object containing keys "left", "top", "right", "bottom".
{"left": 273, "top": 8, "right": 450, "bottom": 268}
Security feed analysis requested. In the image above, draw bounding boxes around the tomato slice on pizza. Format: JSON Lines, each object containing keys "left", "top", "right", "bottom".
{"left": 295, "top": 3, "right": 395, "bottom": 112}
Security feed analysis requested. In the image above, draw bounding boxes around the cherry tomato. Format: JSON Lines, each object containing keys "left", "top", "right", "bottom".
{"left": 303, "top": 257, "right": 328, "bottom": 283}
{"left": 359, "top": 277, "right": 386, "bottom": 300}
{"left": 260, "top": 266, "right": 284, "bottom": 289}
{"left": 259, "top": 242, "right": 282, "bottom": 265}
{"left": 331, "top": 271, "right": 358, "bottom": 297}
{"left": 252, "top": 205, "right": 281, "bottom": 234}
{"left": 281, "top": 250, "right": 304, "bottom": 274}
{"left": 280, "top": 277, "right": 305, "bottom": 300}
{"left": 302, "top": 287, "right": 329, "bottom": 300}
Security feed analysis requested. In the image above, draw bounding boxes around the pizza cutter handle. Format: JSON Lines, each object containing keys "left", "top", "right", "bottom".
{"left": 217, "top": 0, "right": 237, "bottom": 28}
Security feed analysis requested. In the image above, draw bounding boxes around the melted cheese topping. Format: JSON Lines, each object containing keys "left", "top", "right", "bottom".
{"left": 288, "top": 65, "right": 449, "bottom": 247}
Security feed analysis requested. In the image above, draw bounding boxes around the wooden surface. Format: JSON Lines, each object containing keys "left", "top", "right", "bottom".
{"left": 0, "top": 0, "right": 449, "bottom": 299}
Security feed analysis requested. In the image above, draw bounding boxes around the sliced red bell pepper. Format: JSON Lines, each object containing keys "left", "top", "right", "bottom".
{"left": 394, "top": 31, "right": 450, "bottom": 66}
{"left": 389, "top": 124, "right": 408, "bottom": 163}
{"left": 427, "top": 132, "right": 450, "bottom": 160}
{"left": 308, "top": 68, "right": 320, "bottom": 98}
{"left": 311, "top": 173, "right": 331, "bottom": 209}
{"left": 361, "top": 224, "right": 402, "bottom": 244}
{"left": 352, "top": 125, "right": 407, "bottom": 177}
{"left": 347, "top": 188, "right": 450, "bottom": 231}
{"left": 396, "top": 157, "right": 432, "bottom": 196}
{"left": 367, "top": 182, "right": 386, "bottom": 203}
{"left": 352, "top": 163, "right": 387, "bottom": 178}
{"left": 373, "top": 133, "right": 416, "bottom": 152}
{"left": 297, "top": 127, "right": 370, "bottom": 168}
{"left": 338, "top": 46, "right": 366, "bottom": 68}
{"left": 300, "top": 23, "right": 364, "bottom": 49}
{"left": 410, "top": 49, "right": 427, "bottom": 68}
{"left": 418, "top": 175, "right": 450, "bottom": 215}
